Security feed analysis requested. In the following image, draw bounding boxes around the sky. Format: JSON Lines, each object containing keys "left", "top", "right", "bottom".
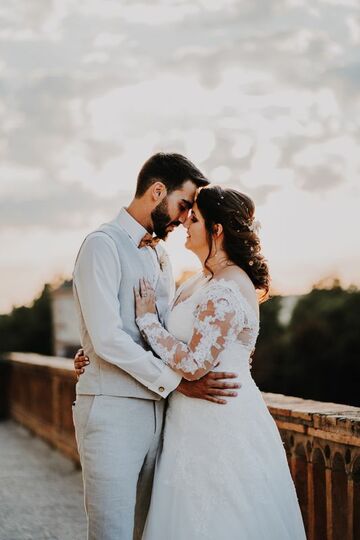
{"left": 1, "top": 0, "right": 360, "bottom": 313}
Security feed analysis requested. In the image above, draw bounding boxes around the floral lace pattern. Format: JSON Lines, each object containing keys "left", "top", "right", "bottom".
{"left": 136, "top": 279, "right": 259, "bottom": 381}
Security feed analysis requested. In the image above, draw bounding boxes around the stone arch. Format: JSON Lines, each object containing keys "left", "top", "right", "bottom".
{"left": 294, "top": 443, "right": 308, "bottom": 534}
{"left": 353, "top": 455, "right": 360, "bottom": 540}
{"left": 312, "top": 447, "right": 326, "bottom": 540}
{"left": 331, "top": 452, "right": 348, "bottom": 540}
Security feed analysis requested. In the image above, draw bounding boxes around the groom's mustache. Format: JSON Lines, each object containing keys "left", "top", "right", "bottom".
{"left": 167, "top": 220, "right": 181, "bottom": 228}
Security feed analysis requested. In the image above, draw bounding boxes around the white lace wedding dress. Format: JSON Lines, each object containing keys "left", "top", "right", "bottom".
{"left": 137, "top": 274, "right": 306, "bottom": 540}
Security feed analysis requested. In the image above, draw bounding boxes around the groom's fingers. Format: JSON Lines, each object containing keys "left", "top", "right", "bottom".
{"left": 206, "top": 371, "right": 241, "bottom": 390}
{"left": 208, "top": 381, "right": 240, "bottom": 389}
{"left": 204, "top": 395, "right": 227, "bottom": 405}
{"left": 209, "top": 371, "right": 238, "bottom": 379}
{"left": 207, "top": 388, "right": 238, "bottom": 397}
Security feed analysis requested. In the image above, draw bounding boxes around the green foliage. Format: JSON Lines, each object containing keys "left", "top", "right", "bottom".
{"left": 0, "top": 285, "right": 53, "bottom": 355}
{"left": 252, "top": 282, "right": 360, "bottom": 407}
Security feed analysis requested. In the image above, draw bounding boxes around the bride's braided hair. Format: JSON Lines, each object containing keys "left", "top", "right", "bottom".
{"left": 196, "top": 185, "right": 270, "bottom": 299}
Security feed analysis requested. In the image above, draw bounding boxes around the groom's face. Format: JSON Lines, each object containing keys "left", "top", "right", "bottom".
{"left": 151, "top": 180, "right": 198, "bottom": 240}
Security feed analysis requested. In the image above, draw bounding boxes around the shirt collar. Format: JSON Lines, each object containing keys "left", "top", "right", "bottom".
{"left": 117, "top": 207, "right": 148, "bottom": 247}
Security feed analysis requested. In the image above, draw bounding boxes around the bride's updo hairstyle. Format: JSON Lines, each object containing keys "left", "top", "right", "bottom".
{"left": 196, "top": 185, "right": 270, "bottom": 299}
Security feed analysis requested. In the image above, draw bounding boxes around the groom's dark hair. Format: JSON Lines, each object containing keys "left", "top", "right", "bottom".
{"left": 135, "top": 153, "right": 209, "bottom": 197}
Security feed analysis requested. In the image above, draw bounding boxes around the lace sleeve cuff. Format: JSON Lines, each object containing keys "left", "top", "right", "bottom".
{"left": 136, "top": 312, "right": 160, "bottom": 331}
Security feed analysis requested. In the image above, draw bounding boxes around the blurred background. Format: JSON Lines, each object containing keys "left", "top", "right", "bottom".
{"left": 1, "top": 0, "right": 360, "bottom": 406}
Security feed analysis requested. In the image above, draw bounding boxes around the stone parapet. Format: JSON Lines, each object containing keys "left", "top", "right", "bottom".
{"left": 1, "top": 353, "right": 359, "bottom": 539}
{"left": 2, "top": 352, "right": 78, "bottom": 462}
{"left": 265, "top": 393, "right": 360, "bottom": 540}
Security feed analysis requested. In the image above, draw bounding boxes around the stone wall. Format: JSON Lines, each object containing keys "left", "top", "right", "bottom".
{"left": 2, "top": 353, "right": 78, "bottom": 462}
{"left": 1, "top": 353, "right": 360, "bottom": 539}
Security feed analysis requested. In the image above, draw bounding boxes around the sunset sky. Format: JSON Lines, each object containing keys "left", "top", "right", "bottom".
{"left": 1, "top": 0, "right": 360, "bottom": 313}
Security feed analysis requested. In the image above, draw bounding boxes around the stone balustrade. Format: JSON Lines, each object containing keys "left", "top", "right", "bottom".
{"left": 0, "top": 352, "right": 78, "bottom": 462}
{"left": 1, "top": 353, "right": 359, "bottom": 539}
{"left": 265, "top": 393, "right": 360, "bottom": 540}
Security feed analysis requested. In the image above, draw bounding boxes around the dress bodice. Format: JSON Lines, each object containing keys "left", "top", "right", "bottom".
{"left": 167, "top": 275, "right": 259, "bottom": 354}
{"left": 137, "top": 273, "right": 260, "bottom": 380}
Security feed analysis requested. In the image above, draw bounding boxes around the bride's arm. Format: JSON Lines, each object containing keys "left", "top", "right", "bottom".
{"left": 135, "top": 280, "right": 244, "bottom": 381}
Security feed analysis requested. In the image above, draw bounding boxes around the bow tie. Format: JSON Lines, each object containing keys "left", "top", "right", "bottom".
{"left": 138, "top": 232, "right": 160, "bottom": 249}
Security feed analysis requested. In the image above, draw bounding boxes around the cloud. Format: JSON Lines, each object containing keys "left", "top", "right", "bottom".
{"left": 0, "top": 177, "right": 121, "bottom": 229}
{"left": 0, "top": 2, "right": 359, "bottom": 221}
{"left": 296, "top": 164, "right": 343, "bottom": 192}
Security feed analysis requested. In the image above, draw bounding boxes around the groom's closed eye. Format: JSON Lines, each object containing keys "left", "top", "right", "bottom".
{"left": 179, "top": 199, "right": 192, "bottom": 212}
{"left": 178, "top": 202, "right": 189, "bottom": 213}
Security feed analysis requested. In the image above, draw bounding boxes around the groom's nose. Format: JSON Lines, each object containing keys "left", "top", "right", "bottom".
{"left": 179, "top": 208, "right": 191, "bottom": 224}
{"left": 183, "top": 216, "right": 191, "bottom": 229}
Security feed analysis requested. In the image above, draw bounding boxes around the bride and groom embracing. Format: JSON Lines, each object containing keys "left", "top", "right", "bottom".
{"left": 72, "top": 153, "right": 306, "bottom": 540}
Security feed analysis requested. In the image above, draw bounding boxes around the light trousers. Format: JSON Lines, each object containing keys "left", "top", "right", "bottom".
{"left": 73, "top": 395, "right": 165, "bottom": 540}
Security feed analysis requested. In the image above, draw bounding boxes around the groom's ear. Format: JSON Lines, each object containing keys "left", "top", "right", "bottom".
{"left": 150, "top": 181, "right": 167, "bottom": 202}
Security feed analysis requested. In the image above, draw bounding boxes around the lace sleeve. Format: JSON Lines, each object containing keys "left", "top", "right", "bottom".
{"left": 136, "top": 283, "right": 245, "bottom": 381}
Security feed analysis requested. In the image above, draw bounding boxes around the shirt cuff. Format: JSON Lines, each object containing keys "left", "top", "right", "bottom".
{"left": 145, "top": 364, "right": 182, "bottom": 398}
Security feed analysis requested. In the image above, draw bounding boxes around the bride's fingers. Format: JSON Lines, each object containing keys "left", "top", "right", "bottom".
{"left": 134, "top": 286, "right": 141, "bottom": 301}
{"left": 75, "top": 348, "right": 84, "bottom": 360}
{"left": 75, "top": 360, "right": 88, "bottom": 369}
{"left": 145, "top": 279, "right": 154, "bottom": 292}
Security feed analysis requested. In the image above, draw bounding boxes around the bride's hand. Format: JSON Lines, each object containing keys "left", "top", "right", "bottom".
{"left": 134, "top": 278, "right": 157, "bottom": 319}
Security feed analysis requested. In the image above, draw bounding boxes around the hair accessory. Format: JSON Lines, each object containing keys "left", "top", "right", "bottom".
{"left": 249, "top": 219, "right": 261, "bottom": 234}
{"left": 249, "top": 260, "right": 254, "bottom": 266}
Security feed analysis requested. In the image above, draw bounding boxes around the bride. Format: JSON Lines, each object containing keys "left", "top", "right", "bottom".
{"left": 134, "top": 185, "right": 306, "bottom": 539}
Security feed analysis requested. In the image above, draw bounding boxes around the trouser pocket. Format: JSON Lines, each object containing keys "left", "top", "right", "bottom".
{"left": 72, "top": 395, "right": 97, "bottom": 458}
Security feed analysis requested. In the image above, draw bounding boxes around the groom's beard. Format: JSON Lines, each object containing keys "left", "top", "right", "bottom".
{"left": 151, "top": 199, "right": 180, "bottom": 240}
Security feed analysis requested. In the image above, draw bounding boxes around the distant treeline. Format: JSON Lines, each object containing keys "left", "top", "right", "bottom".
{"left": 0, "top": 280, "right": 359, "bottom": 407}
{"left": 0, "top": 285, "right": 52, "bottom": 356}
{"left": 253, "top": 280, "right": 360, "bottom": 407}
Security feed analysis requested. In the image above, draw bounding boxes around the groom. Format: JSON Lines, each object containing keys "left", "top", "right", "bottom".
{"left": 72, "top": 153, "right": 240, "bottom": 540}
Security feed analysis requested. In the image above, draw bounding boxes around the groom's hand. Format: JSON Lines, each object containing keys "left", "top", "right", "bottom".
{"left": 176, "top": 371, "right": 240, "bottom": 405}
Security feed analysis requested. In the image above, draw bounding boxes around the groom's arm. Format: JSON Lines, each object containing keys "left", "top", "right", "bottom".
{"left": 73, "top": 233, "right": 181, "bottom": 398}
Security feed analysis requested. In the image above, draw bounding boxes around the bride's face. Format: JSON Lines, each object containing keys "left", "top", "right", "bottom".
{"left": 184, "top": 203, "right": 209, "bottom": 254}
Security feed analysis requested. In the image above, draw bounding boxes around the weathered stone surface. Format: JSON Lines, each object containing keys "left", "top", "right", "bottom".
{"left": 0, "top": 421, "right": 86, "bottom": 540}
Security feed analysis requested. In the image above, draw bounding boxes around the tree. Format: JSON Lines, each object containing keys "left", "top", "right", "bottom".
{"left": 252, "top": 295, "right": 287, "bottom": 394}
{"left": 0, "top": 285, "right": 53, "bottom": 355}
{"left": 252, "top": 282, "right": 360, "bottom": 407}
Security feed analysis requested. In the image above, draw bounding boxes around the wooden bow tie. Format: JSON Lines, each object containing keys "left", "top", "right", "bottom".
{"left": 138, "top": 233, "right": 160, "bottom": 249}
